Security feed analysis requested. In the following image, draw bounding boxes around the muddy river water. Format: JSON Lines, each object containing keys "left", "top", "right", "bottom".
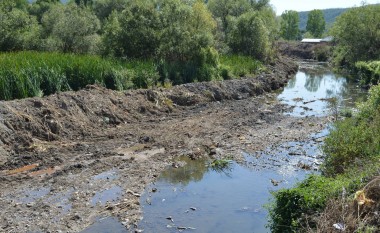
{"left": 81, "top": 62, "right": 366, "bottom": 232}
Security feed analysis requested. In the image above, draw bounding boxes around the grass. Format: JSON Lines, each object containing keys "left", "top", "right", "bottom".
{"left": 0, "top": 51, "right": 135, "bottom": 100}
{"left": 219, "top": 54, "right": 264, "bottom": 79}
{"left": 0, "top": 51, "right": 164, "bottom": 100}
{"left": 0, "top": 52, "right": 264, "bottom": 101}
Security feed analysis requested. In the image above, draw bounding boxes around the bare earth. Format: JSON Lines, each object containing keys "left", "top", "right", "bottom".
{"left": 0, "top": 57, "right": 327, "bottom": 232}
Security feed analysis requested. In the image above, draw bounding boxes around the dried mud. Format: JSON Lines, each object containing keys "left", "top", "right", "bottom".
{"left": 0, "top": 57, "right": 328, "bottom": 232}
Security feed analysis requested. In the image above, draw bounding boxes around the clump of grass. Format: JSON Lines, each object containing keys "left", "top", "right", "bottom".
{"left": 219, "top": 55, "right": 264, "bottom": 79}
{"left": 207, "top": 159, "right": 233, "bottom": 175}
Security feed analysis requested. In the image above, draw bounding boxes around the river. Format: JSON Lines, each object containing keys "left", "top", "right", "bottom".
{"left": 82, "top": 62, "right": 366, "bottom": 233}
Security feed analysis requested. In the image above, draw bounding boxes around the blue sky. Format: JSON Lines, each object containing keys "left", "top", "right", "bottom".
{"left": 270, "top": 0, "right": 380, "bottom": 15}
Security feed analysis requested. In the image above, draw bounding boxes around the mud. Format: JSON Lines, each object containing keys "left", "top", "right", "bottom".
{"left": 276, "top": 41, "right": 326, "bottom": 60}
{"left": 0, "top": 57, "right": 328, "bottom": 232}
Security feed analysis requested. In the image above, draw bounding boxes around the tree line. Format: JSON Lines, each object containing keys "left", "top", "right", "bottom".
{"left": 0, "top": 0, "right": 279, "bottom": 84}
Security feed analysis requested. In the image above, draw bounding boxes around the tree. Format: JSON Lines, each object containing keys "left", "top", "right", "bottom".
{"left": 42, "top": 4, "right": 100, "bottom": 53}
{"left": 227, "top": 11, "right": 270, "bottom": 61}
{"left": 158, "top": 0, "right": 218, "bottom": 83}
{"left": 207, "top": 0, "right": 251, "bottom": 30}
{"left": 102, "top": 0, "right": 160, "bottom": 58}
{"left": 0, "top": 5, "right": 41, "bottom": 51}
{"left": 92, "top": 0, "right": 127, "bottom": 22}
{"left": 28, "top": 0, "right": 61, "bottom": 23}
{"left": 280, "top": 10, "right": 299, "bottom": 40}
{"left": 306, "top": 9, "right": 325, "bottom": 37}
{"left": 331, "top": 4, "right": 380, "bottom": 66}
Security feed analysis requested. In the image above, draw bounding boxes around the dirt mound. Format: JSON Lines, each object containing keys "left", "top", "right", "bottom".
{"left": 0, "top": 57, "right": 297, "bottom": 169}
{"left": 277, "top": 41, "right": 321, "bottom": 60}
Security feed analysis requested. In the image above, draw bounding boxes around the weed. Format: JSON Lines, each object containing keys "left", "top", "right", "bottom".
{"left": 219, "top": 55, "right": 264, "bottom": 79}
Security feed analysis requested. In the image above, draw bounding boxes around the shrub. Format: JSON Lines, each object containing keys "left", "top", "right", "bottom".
{"left": 355, "top": 61, "right": 380, "bottom": 86}
{"left": 313, "top": 44, "right": 331, "bottom": 62}
{"left": 269, "top": 172, "right": 368, "bottom": 233}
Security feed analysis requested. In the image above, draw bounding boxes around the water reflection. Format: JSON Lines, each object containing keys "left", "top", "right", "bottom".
{"left": 159, "top": 157, "right": 209, "bottom": 186}
{"left": 139, "top": 144, "right": 321, "bottom": 233}
{"left": 278, "top": 62, "right": 366, "bottom": 117}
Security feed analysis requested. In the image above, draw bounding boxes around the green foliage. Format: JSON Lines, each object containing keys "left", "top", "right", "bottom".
{"left": 323, "top": 84, "right": 380, "bottom": 175}
{"left": 207, "top": 0, "right": 251, "bottom": 30}
{"left": 28, "top": 0, "right": 60, "bottom": 23}
{"left": 280, "top": 10, "right": 299, "bottom": 40}
{"left": 355, "top": 61, "right": 380, "bottom": 86}
{"left": 41, "top": 4, "right": 100, "bottom": 53}
{"left": 92, "top": 0, "right": 126, "bottom": 22}
{"left": 306, "top": 9, "right": 325, "bottom": 37}
{"left": 102, "top": 0, "right": 159, "bottom": 58}
{"left": 269, "top": 173, "right": 366, "bottom": 233}
{"left": 227, "top": 11, "right": 270, "bottom": 61}
{"left": 331, "top": 5, "right": 380, "bottom": 67}
{"left": 0, "top": 51, "right": 135, "bottom": 100}
{"left": 219, "top": 54, "right": 263, "bottom": 79}
{"left": 313, "top": 44, "right": 331, "bottom": 62}
{"left": 0, "top": 5, "right": 41, "bottom": 51}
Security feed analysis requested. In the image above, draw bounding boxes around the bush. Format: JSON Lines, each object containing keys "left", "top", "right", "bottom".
{"left": 355, "top": 61, "right": 380, "bottom": 86}
{"left": 313, "top": 44, "right": 331, "bottom": 62}
{"left": 269, "top": 173, "right": 368, "bottom": 233}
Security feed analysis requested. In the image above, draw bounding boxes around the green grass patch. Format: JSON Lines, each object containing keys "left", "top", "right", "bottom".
{"left": 0, "top": 51, "right": 164, "bottom": 100}
{"left": 219, "top": 55, "right": 264, "bottom": 79}
{"left": 0, "top": 51, "right": 137, "bottom": 100}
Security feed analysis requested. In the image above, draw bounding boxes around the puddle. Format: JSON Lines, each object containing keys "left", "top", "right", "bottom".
{"left": 47, "top": 188, "right": 74, "bottom": 214}
{"left": 81, "top": 217, "right": 128, "bottom": 233}
{"left": 138, "top": 155, "right": 316, "bottom": 233}
{"left": 91, "top": 186, "right": 123, "bottom": 206}
{"left": 93, "top": 169, "right": 118, "bottom": 181}
{"left": 278, "top": 62, "right": 367, "bottom": 117}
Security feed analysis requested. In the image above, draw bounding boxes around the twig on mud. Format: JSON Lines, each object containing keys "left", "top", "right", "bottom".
{"left": 126, "top": 189, "right": 141, "bottom": 197}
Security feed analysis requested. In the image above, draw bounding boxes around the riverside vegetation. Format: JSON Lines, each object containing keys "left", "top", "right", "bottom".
{"left": 269, "top": 4, "right": 380, "bottom": 233}
{"left": 0, "top": 0, "right": 273, "bottom": 101}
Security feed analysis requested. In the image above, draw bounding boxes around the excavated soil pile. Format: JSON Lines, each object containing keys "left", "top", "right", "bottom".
{"left": 0, "top": 57, "right": 328, "bottom": 232}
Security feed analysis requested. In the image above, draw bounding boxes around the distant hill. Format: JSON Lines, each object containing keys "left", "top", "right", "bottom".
{"left": 298, "top": 8, "right": 348, "bottom": 31}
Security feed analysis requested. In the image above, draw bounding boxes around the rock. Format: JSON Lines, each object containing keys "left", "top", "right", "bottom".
{"left": 270, "top": 179, "right": 279, "bottom": 186}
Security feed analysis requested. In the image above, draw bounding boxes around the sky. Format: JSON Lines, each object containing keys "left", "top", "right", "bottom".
{"left": 270, "top": 0, "right": 380, "bottom": 15}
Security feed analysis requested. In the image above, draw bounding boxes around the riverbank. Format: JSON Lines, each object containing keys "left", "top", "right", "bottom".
{"left": 269, "top": 78, "right": 380, "bottom": 233}
{"left": 0, "top": 56, "right": 331, "bottom": 232}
